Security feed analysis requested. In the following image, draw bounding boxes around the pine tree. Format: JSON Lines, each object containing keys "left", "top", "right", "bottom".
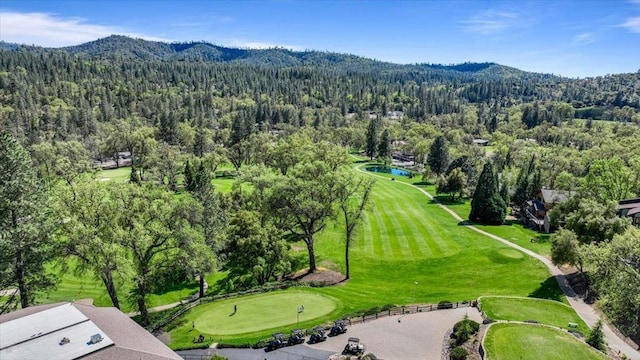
{"left": 427, "top": 135, "right": 450, "bottom": 176}
{"left": 377, "top": 129, "right": 390, "bottom": 161}
{"left": 0, "top": 132, "right": 56, "bottom": 311}
{"left": 586, "top": 320, "right": 606, "bottom": 352}
{"left": 469, "top": 162, "right": 506, "bottom": 224}
{"left": 365, "top": 118, "right": 378, "bottom": 160}
{"left": 184, "top": 160, "right": 194, "bottom": 192}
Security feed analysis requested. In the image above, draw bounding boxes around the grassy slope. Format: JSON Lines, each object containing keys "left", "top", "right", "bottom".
{"left": 480, "top": 296, "right": 588, "bottom": 334}
{"left": 168, "top": 162, "right": 559, "bottom": 348}
{"left": 37, "top": 260, "right": 199, "bottom": 312}
{"left": 484, "top": 323, "right": 607, "bottom": 360}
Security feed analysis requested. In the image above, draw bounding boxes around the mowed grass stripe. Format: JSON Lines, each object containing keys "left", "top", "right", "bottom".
{"left": 399, "top": 195, "right": 448, "bottom": 258}
{"left": 371, "top": 180, "right": 416, "bottom": 259}
{"left": 386, "top": 180, "right": 459, "bottom": 258}
{"left": 357, "top": 212, "right": 375, "bottom": 255}
{"left": 357, "top": 176, "right": 461, "bottom": 260}
{"left": 371, "top": 198, "right": 401, "bottom": 257}
{"left": 386, "top": 194, "right": 424, "bottom": 258}
{"left": 367, "top": 203, "right": 389, "bottom": 257}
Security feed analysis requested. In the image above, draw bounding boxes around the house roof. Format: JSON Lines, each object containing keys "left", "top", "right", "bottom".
{"left": 627, "top": 207, "right": 640, "bottom": 216}
{"left": 0, "top": 303, "right": 181, "bottom": 360}
{"left": 540, "top": 189, "right": 574, "bottom": 205}
{"left": 619, "top": 198, "right": 640, "bottom": 209}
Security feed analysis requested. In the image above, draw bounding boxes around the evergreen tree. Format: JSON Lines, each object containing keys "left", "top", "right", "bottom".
{"left": 512, "top": 156, "right": 536, "bottom": 206}
{"left": 499, "top": 176, "right": 510, "bottom": 206}
{"left": 469, "top": 162, "right": 506, "bottom": 224}
{"left": 0, "top": 132, "right": 56, "bottom": 311}
{"left": 193, "top": 161, "right": 210, "bottom": 193}
{"left": 377, "top": 129, "right": 390, "bottom": 161}
{"left": 586, "top": 320, "right": 606, "bottom": 352}
{"left": 365, "top": 118, "right": 378, "bottom": 160}
{"left": 427, "top": 135, "right": 450, "bottom": 176}
{"left": 184, "top": 160, "right": 194, "bottom": 192}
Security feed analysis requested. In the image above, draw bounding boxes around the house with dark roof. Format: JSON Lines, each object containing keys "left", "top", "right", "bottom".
{"left": 522, "top": 189, "right": 575, "bottom": 233}
{"left": 538, "top": 189, "right": 574, "bottom": 209}
{"left": 618, "top": 198, "right": 640, "bottom": 227}
{"left": 0, "top": 302, "right": 182, "bottom": 360}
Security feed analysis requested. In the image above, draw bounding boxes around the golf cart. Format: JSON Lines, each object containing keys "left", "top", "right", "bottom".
{"left": 265, "top": 333, "right": 286, "bottom": 351}
{"left": 343, "top": 337, "right": 365, "bottom": 356}
{"left": 308, "top": 326, "right": 327, "bottom": 344}
{"left": 287, "top": 329, "right": 305, "bottom": 346}
{"left": 329, "top": 320, "right": 347, "bottom": 336}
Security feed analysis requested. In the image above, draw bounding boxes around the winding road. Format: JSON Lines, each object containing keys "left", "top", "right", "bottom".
{"left": 358, "top": 164, "right": 640, "bottom": 360}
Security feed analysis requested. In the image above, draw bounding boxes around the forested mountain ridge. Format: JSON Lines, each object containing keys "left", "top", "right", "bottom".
{"left": 1, "top": 35, "right": 553, "bottom": 81}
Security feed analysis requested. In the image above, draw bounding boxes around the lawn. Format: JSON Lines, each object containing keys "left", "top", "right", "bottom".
{"left": 362, "top": 165, "right": 552, "bottom": 257}
{"left": 168, "top": 290, "right": 341, "bottom": 347}
{"left": 94, "top": 167, "right": 131, "bottom": 182}
{"left": 37, "top": 259, "right": 199, "bottom": 313}
{"left": 480, "top": 296, "right": 588, "bottom": 334}
{"left": 484, "top": 323, "right": 607, "bottom": 360}
{"left": 167, "top": 161, "right": 560, "bottom": 348}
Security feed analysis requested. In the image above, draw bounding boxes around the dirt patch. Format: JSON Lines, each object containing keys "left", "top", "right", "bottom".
{"left": 287, "top": 267, "right": 346, "bottom": 286}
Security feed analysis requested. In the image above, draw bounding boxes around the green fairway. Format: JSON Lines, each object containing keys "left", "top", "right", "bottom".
{"left": 367, "top": 170, "right": 552, "bottom": 257}
{"left": 167, "top": 161, "right": 561, "bottom": 348}
{"left": 484, "top": 323, "right": 607, "bottom": 360}
{"left": 480, "top": 296, "right": 588, "bottom": 334}
{"left": 169, "top": 290, "right": 341, "bottom": 346}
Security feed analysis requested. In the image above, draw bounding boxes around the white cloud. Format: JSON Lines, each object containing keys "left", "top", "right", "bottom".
{"left": 573, "top": 32, "right": 596, "bottom": 44}
{"left": 619, "top": 16, "right": 640, "bottom": 33}
{"left": 0, "top": 11, "right": 170, "bottom": 47}
{"left": 460, "top": 11, "right": 522, "bottom": 35}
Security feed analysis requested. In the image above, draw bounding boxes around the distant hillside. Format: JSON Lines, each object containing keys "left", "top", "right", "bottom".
{"left": 0, "top": 35, "right": 558, "bottom": 81}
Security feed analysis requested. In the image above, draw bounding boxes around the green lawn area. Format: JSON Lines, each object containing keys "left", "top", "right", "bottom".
{"left": 95, "top": 167, "right": 131, "bottom": 182}
{"left": 37, "top": 260, "right": 199, "bottom": 313}
{"left": 480, "top": 296, "right": 587, "bottom": 334}
{"left": 169, "top": 291, "right": 341, "bottom": 347}
{"left": 484, "top": 323, "right": 607, "bottom": 360}
{"left": 167, "top": 161, "right": 561, "bottom": 348}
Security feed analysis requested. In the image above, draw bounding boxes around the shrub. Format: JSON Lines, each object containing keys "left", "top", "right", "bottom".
{"left": 438, "top": 300, "right": 453, "bottom": 309}
{"left": 451, "top": 317, "right": 480, "bottom": 346}
{"left": 450, "top": 346, "right": 468, "bottom": 360}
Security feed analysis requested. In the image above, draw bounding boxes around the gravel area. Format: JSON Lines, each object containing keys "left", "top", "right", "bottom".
{"left": 307, "top": 307, "right": 483, "bottom": 360}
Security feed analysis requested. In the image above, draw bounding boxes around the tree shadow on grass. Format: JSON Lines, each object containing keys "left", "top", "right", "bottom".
{"left": 528, "top": 276, "right": 565, "bottom": 302}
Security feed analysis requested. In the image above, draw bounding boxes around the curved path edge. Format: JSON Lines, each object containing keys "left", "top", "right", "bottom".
{"left": 355, "top": 163, "right": 640, "bottom": 359}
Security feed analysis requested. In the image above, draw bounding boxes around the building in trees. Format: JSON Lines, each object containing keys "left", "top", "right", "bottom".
{"left": 522, "top": 189, "right": 575, "bottom": 233}
{"left": 618, "top": 198, "right": 640, "bottom": 227}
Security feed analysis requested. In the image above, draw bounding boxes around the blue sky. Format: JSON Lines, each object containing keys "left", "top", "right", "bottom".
{"left": 1, "top": 0, "right": 639, "bottom": 77}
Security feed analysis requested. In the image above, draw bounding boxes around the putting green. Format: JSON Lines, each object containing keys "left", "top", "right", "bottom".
{"left": 484, "top": 323, "right": 607, "bottom": 360}
{"left": 189, "top": 291, "right": 339, "bottom": 335}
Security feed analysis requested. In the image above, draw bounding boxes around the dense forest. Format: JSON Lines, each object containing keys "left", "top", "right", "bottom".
{"left": 1, "top": 36, "right": 639, "bottom": 338}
